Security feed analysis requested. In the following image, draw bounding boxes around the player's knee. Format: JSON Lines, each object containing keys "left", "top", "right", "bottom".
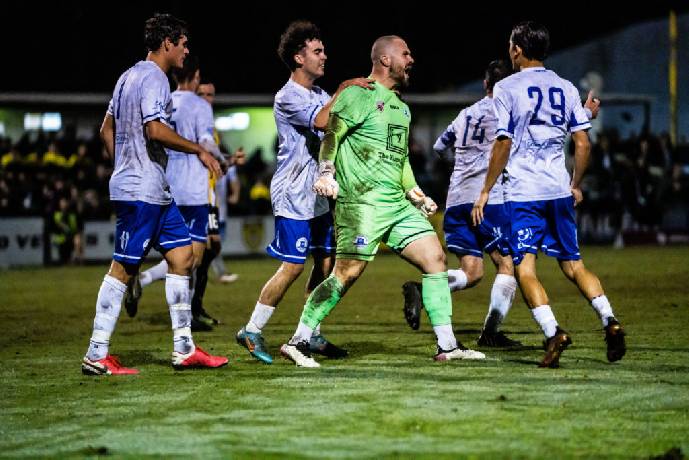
{"left": 426, "top": 249, "right": 447, "bottom": 272}
{"left": 559, "top": 260, "right": 582, "bottom": 281}
{"left": 168, "top": 248, "right": 194, "bottom": 275}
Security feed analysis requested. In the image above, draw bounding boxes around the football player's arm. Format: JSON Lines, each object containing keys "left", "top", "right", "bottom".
{"left": 313, "top": 78, "right": 374, "bottom": 131}
{"left": 313, "top": 114, "right": 350, "bottom": 198}
{"left": 403, "top": 157, "right": 437, "bottom": 218}
{"left": 99, "top": 113, "right": 114, "bottom": 160}
{"left": 145, "top": 121, "right": 221, "bottom": 177}
{"left": 570, "top": 130, "right": 591, "bottom": 207}
{"left": 433, "top": 127, "right": 456, "bottom": 155}
{"left": 472, "top": 136, "right": 511, "bottom": 226}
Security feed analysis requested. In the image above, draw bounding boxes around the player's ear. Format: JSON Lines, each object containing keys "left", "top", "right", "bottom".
{"left": 294, "top": 53, "right": 304, "bottom": 67}
{"left": 380, "top": 54, "right": 390, "bottom": 68}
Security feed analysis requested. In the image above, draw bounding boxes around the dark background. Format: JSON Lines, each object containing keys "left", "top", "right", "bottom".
{"left": 3, "top": 2, "right": 685, "bottom": 94}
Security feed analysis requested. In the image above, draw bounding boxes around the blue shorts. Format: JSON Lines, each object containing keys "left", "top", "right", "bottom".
{"left": 444, "top": 203, "right": 510, "bottom": 257}
{"left": 266, "top": 213, "right": 335, "bottom": 264}
{"left": 112, "top": 200, "right": 191, "bottom": 265}
{"left": 178, "top": 205, "right": 210, "bottom": 243}
{"left": 508, "top": 196, "right": 581, "bottom": 265}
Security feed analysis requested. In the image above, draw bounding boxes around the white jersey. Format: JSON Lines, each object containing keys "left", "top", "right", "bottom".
{"left": 434, "top": 96, "right": 504, "bottom": 207}
{"left": 165, "top": 90, "right": 215, "bottom": 206}
{"left": 271, "top": 79, "right": 331, "bottom": 220}
{"left": 108, "top": 60, "right": 173, "bottom": 205}
{"left": 493, "top": 67, "right": 591, "bottom": 202}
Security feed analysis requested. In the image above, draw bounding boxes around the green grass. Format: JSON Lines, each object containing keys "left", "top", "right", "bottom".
{"left": 1, "top": 246, "right": 688, "bottom": 459}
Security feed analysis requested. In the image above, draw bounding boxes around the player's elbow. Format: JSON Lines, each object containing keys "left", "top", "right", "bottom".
{"left": 572, "top": 132, "right": 591, "bottom": 152}
{"left": 145, "top": 121, "right": 163, "bottom": 141}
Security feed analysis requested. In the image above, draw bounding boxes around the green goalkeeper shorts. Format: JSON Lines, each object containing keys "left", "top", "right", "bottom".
{"left": 335, "top": 201, "right": 437, "bottom": 261}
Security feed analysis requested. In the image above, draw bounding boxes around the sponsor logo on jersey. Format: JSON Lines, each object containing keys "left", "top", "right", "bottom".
{"left": 376, "top": 101, "right": 385, "bottom": 112}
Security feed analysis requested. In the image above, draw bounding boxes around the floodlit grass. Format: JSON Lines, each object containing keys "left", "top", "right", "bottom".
{"left": 1, "top": 246, "right": 688, "bottom": 458}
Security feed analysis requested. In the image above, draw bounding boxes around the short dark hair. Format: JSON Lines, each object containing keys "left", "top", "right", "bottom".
{"left": 485, "top": 60, "right": 511, "bottom": 91}
{"left": 510, "top": 21, "right": 550, "bottom": 61}
{"left": 172, "top": 54, "right": 199, "bottom": 84}
{"left": 277, "top": 20, "right": 322, "bottom": 71}
{"left": 144, "top": 13, "right": 188, "bottom": 52}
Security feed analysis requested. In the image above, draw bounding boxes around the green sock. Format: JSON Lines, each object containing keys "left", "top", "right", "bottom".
{"left": 422, "top": 272, "right": 452, "bottom": 326}
{"left": 299, "top": 275, "right": 345, "bottom": 329}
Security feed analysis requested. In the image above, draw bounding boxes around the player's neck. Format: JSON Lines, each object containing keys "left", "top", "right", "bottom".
{"left": 146, "top": 51, "right": 170, "bottom": 74}
{"left": 519, "top": 59, "right": 544, "bottom": 70}
{"left": 291, "top": 70, "right": 316, "bottom": 91}
{"left": 370, "top": 69, "right": 399, "bottom": 93}
{"left": 177, "top": 81, "right": 196, "bottom": 92}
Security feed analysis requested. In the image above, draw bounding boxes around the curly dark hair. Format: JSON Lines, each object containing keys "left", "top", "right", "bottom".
{"left": 510, "top": 21, "right": 550, "bottom": 61}
{"left": 485, "top": 60, "right": 512, "bottom": 91}
{"left": 277, "top": 20, "right": 322, "bottom": 71}
{"left": 144, "top": 13, "right": 188, "bottom": 52}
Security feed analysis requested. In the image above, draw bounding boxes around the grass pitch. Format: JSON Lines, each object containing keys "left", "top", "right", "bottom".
{"left": 1, "top": 246, "right": 688, "bottom": 458}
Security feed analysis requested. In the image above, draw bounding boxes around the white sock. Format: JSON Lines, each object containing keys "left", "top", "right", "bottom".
{"left": 141, "top": 260, "right": 168, "bottom": 287}
{"left": 246, "top": 302, "right": 275, "bottom": 333}
{"left": 591, "top": 295, "right": 614, "bottom": 327}
{"left": 289, "top": 321, "right": 314, "bottom": 345}
{"left": 86, "top": 275, "right": 126, "bottom": 361}
{"left": 433, "top": 324, "right": 458, "bottom": 351}
{"left": 483, "top": 274, "right": 517, "bottom": 333}
{"left": 531, "top": 305, "right": 559, "bottom": 338}
{"left": 447, "top": 269, "right": 468, "bottom": 292}
{"left": 166, "top": 273, "right": 195, "bottom": 354}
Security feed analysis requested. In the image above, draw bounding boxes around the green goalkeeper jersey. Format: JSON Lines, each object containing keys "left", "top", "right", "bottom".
{"left": 330, "top": 81, "right": 415, "bottom": 205}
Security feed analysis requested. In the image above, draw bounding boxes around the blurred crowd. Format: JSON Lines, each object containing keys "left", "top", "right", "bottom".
{"left": 1, "top": 125, "right": 688, "bottom": 264}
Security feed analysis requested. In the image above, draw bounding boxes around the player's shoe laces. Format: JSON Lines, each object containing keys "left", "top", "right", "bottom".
{"left": 477, "top": 330, "right": 523, "bottom": 348}
{"left": 172, "top": 346, "right": 228, "bottom": 369}
{"left": 236, "top": 327, "right": 273, "bottom": 364}
{"left": 402, "top": 281, "right": 423, "bottom": 330}
{"left": 434, "top": 341, "right": 486, "bottom": 361}
{"left": 540, "top": 327, "right": 572, "bottom": 368}
{"left": 309, "top": 334, "right": 348, "bottom": 359}
{"left": 123, "top": 274, "right": 142, "bottom": 318}
{"left": 280, "top": 341, "right": 320, "bottom": 368}
{"left": 604, "top": 317, "right": 626, "bottom": 362}
{"left": 81, "top": 354, "right": 139, "bottom": 375}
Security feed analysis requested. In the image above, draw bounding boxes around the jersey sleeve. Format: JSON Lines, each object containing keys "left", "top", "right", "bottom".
{"left": 567, "top": 83, "right": 592, "bottom": 133}
{"left": 331, "top": 86, "right": 374, "bottom": 128}
{"left": 196, "top": 100, "right": 216, "bottom": 144}
{"left": 141, "top": 72, "right": 171, "bottom": 125}
{"left": 492, "top": 84, "right": 515, "bottom": 139}
{"left": 434, "top": 113, "right": 462, "bottom": 154}
{"left": 275, "top": 89, "right": 323, "bottom": 131}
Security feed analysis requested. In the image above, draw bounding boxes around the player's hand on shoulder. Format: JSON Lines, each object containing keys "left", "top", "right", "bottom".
{"left": 339, "top": 78, "right": 375, "bottom": 93}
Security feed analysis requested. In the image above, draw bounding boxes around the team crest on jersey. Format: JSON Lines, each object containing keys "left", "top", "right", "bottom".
{"left": 120, "top": 231, "right": 130, "bottom": 251}
{"left": 376, "top": 101, "right": 385, "bottom": 112}
{"left": 296, "top": 237, "right": 309, "bottom": 254}
{"left": 353, "top": 235, "right": 369, "bottom": 248}
{"left": 516, "top": 228, "right": 533, "bottom": 249}
{"left": 403, "top": 107, "right": 410, "bottom": 118}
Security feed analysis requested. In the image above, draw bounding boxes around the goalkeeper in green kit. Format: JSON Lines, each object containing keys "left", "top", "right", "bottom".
{"left": 280, "top": 35, "right": 486, "bottom": 367}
